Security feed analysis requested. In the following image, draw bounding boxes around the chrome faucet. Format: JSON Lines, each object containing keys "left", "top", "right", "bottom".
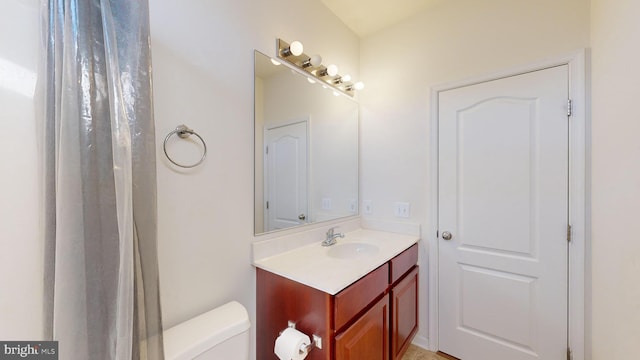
{"left": 322, "top": 226, "right": 344, "bottom": 246}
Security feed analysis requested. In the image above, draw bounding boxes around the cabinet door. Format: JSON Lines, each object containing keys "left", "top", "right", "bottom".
{"left": 256, "top": 269, "right": 332, "bottom": 360}
{"left": 335, "top": 296, "right": 389, "bottom": 360}
{"left": 391, "top": 266, "right": 419, "bottom": 360}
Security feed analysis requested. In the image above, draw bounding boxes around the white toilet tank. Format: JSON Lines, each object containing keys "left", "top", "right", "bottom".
{"left": 164, "top": 301, "right": 250, "bottom": 360}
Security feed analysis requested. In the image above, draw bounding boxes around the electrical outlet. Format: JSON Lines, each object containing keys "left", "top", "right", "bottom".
{"left": 394, "top": 202, "right": 411, "bottom": 218}
{"left": 322, "top": 198, "right": 332, "bottom": 210}
{"left": 363, "top": 200, "right": 373, "bottom": 215}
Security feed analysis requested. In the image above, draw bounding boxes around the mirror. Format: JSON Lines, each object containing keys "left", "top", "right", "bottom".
{"left": 254, "top": 51, "right": 359, "bottom": 235}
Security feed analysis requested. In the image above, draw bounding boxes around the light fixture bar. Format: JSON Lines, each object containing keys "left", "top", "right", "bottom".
{"left": 276, "top": 38, "right": 358, "bottom": 97}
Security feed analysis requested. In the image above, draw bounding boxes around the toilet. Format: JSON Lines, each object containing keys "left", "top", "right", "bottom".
{"left": 164, "top": 301, "right": 250, "bottom": 360}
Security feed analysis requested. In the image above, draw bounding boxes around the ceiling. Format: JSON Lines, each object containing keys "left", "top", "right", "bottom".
{"left": 320, "top": 0, "right": 445, "bottom": 37}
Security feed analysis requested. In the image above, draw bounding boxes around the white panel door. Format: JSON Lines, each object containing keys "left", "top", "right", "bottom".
{"left": 438, "top": 66, "right": 569, "bottom": 360}
{"left": 265, "top": 121, "right": 308, "bottom": 231}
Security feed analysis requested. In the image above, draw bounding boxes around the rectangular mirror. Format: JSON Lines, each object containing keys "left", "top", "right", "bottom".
{"left": 254, "top": 50, "right": 359, "bottom": 235}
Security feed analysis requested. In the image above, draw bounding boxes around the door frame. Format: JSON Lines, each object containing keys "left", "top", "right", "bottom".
{"left": 427, "top": 50, "right": 588, "bottom": 360}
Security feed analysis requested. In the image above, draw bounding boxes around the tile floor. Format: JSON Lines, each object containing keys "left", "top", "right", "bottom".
{"left": 402, "top": 345, "right": 452, "bottom": 360}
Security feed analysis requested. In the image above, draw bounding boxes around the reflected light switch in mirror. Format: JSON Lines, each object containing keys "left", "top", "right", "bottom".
{"left": 349, "top": 199, "right": 357, "bottom": 213}
{"left": 322, "top": 198, "right": 332, "bottom": 210}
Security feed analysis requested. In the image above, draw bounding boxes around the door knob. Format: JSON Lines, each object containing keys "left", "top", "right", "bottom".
{"left": 298, "top": 214, "right": 306, "bottom": 220}
{"left": 442, "top": 231, "right": 453, "bottom": 240}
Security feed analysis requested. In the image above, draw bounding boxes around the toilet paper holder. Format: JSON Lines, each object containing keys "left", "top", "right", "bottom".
{"left": 281, "top": 321, "right": 323, "bottom": 353}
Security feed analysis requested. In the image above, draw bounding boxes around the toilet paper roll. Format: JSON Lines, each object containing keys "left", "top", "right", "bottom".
{"left": 274, "top": 327, "right": 311, "bottom": 360}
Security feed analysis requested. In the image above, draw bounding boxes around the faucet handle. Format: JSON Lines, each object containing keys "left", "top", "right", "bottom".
{"left": 327, "top": 226, "right": 339, "bottom": 235}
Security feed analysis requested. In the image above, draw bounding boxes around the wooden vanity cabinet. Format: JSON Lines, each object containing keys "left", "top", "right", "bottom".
{"left": 334, "top": 264, "right": 389, "bottom": 332}
{"left": 256, "top": 244, "right": 419, "bottom": 360}
{"left": 391, "top": 266, "right": 419, "bottom": 360}
{"left": 335, "top": 295, "right": 389, "bottom": 360}
{"left": 389, "top": 244, "right": 419, "bottom": 360}
{"left": 256, "top": 268, "right": 333, "bottom": 360}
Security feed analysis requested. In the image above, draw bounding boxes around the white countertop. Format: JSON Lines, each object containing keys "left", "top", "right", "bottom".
{"left": 253, "top": 229, "right": 419, "bottom": 295}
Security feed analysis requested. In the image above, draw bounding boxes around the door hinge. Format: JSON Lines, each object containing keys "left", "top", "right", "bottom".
{"left": 266, "top": 201, "right": 269, "bottom": 209}
{"left": 567, "top": 347, "right": 573, "bottom": 360}
{"left": 436, "top": 230, "right": 439, "bottom": 238}
{"left": 567, "top": 99, "right": 573, "bottom": 117}
{"left": 266, "top": 146, "right": 269, "bottom": 154}
{"left": 567, "top": 224, "right": 572, "bottom": 242}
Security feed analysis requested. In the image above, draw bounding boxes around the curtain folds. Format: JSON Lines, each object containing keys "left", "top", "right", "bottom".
{"left": 42, "top": 0, "right": 163, "bottom": 359}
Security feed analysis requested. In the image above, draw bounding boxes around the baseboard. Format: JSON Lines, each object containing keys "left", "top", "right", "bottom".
{"left": 410, "top": 334, "right": 430, "bottom": 351}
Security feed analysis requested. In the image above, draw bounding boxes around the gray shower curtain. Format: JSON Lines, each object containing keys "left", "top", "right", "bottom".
{"left": 42, "top": 0, "right": 163, "bottom": 359}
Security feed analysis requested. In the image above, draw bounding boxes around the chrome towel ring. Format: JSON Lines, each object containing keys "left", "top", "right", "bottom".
{"left": 163, "top": 125, "right": 207, "bottom": 168}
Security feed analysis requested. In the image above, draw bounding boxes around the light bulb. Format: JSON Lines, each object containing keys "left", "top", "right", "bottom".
{"left": 270, "top": 59, "right": 281, "bottom": 66}
{"left": 302, "top": 54, "right": 322, "bottom": 68}
{"left": 354, "top": 81, "right": 365, "bottom": 90}
{"left": 342, "top": 74, "right": 352, "bottom": 82}
{"left": 289, "top": 41, "right": 304, "bottom": 56}
{"left": 310, "top": 55, "right": 322, "bottom": 67}
{"left": 327, "top": 64, "right": 338, "bottom": 77}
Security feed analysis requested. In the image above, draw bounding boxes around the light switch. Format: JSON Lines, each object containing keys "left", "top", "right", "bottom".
{"left": 363, "top": 200, "right": 373, "bottom": 215}
{"left": 394, "top": 202, "right": 411, "bottom": 218}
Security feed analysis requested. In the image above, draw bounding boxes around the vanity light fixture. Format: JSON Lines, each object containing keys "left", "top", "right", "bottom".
{"left": 276, "top": 38, "right": 363, "bottom": 97}
{"left": 302, "top": 55, "right": 322, "bottom": 68}
{"left": 331, "top": 74, "right": 352, "bottom": 85}
{"left": 343, "top": 81, "right": 365, "bottom": 92}
{"left": 280, "top": 40, "right": 304, "bottom": 57}
{"left": 318, "top": 64, "right": 338, "bottom": 78}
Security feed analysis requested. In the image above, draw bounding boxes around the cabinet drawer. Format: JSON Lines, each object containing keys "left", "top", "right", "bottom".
{"left": 390, "top": 244, "right": 418, "bottom": 285}
{"left": 334, "top": 263, "right": 389, "bottom": 331}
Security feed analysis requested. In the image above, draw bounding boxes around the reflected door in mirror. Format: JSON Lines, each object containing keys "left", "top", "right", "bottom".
{"left": 265, "top": 121, "right": 308, "bottom": 231}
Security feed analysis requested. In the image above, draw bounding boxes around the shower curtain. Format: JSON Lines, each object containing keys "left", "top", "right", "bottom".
{"left": 42, "top": 0, "right": 163, "bottom": 359}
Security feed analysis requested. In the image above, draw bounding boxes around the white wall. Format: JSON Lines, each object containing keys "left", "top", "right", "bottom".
{"left": 0, "top": 0, "right": 43, "bottom": 340}
{"left": 359, "top": 0, "right": 590, "bottom": 346}
{"left": 591, "top": 0, "right": 640, "bottom": 358}
{"left": 148, "top": 0, "right": 358, "bottom": 357}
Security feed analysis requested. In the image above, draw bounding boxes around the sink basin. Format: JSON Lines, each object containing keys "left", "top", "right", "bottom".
{"left": 328, "top": 242, "right": 379, "bottom": 259}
